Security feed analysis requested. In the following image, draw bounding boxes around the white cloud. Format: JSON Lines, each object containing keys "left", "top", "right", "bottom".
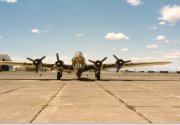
{"left": 162, "top": 50, "right": 180, "bottom": 60}
{"left": 31, "top": 29, "right": 40, "bottom": 34}
{"left": 151, "top": 49, "right": 180, "bottom": 61}
{"left": 147, "top": 44, "right": 158, "bottom": 49}
{"left": 159, "top": 21, "right": 166, "bottom": 25}
{"left": 112, "top": 48, "right": 129, "bottom": 52}
{"left": 75, "top": 33, "right": 84, "bottom": 37}
{"left": 43, "top": 28, "right": 51, "bottom": 33}
{"left": 0, "top": 36, "right": 2, "bottom": 39}
{"left": 0, "top": 0, "right": 17, "bottom": 3}
{"left": 155, "top": 35, "right": 166, "bottom": 41}
{"left": 153, "top": 50, "right": 164, "bottom": 54}
{"left": 105, "top": 33, "right": 130, "bottom": 41}
{"left": 11, "top": 56, "right": 27, "bottom": 62}
{"left": 150, "top": 24, "right": 158, "bottom": 30}
{"left": 121, "top": 48, "right": 129, "bottom": 52}
{"left": 169, "top": 23, "right": 175, "bottom": 26}
{"left": 166, "top": 40, "right": 180, "bottom": 45}
{"left": 112, "top": 48, "right": 118, "bottom": 51}
{"left": 129, "top": 56, "right": 166, "bottom": 62}
{"left": 127, "top": 0, "right": 142, "bottom": 6}
{"left": 128, "top": 50, "right": 180, "bottom": 71}
{"left": 155, "top": 35, "right": 180, "bottom": 45}
{"left": 159, "top": 5, "right": 180, "bottom": 24}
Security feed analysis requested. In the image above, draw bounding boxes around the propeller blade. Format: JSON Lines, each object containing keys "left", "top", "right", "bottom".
{"left": 89, "top": 60, "right": 95, "bottom": 64}
{"left": 125, "top": 60, "right": 131, "bottom": 63}
{"left": 51, "top": 53, "right": 64, "bottom": 70}
{"left": 56, "top": 53, "right": 60, "bottom": 61}
{"left": 27, "top": 56, "right": 45, "bottom": 73}
{"left": 27, "top": 58, "right": 34, "bottom": 62}
{"left": 101, "top": 57, "right": 107, "bottom": 62}
{"left": 40, "top": 56, "right": 46, "bottom": 61}
{"left": 51, "top": 65, "right": 57, "bottom": 71}
{"left": 113, "top": 55, "right": 119, "bottom": 60}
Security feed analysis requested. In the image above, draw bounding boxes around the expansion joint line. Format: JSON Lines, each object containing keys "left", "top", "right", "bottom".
{"left": 29, "top": 83, "right": 66, "bottom": 123}
{"left": 132, "top": 84, "right": 180, "bottom": 100}
{"left": 0, "top": 85, "right": 27, "bottom": 96}
{"left": 96, "top": 82, "right": 152, "bottom": 123}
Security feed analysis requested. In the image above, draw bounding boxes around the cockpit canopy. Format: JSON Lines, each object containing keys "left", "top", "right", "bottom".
{"left": 75, "top": 51, "right": 83, "bottom": 57}
{"left": 73, "top": 52, "right": 85, "bottom": 62}
{"left": 72, "top": 52, "right": 85, "bottom": 69}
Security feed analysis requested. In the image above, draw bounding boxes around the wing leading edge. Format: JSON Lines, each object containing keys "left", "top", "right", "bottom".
{"left": 101, "top": 61, "right": 171, "bottom": 69}
{"left": 0, "top": 61, "right": 72, "bottom": 71}
{"left": 0, "top": 61, "right": 171, "bottom": 71}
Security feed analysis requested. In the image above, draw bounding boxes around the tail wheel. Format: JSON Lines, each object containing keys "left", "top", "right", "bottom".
{"left": 57, "top": 71, "right": 62, "bottom": 80}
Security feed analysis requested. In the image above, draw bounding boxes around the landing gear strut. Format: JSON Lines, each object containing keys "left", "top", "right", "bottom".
{"left": 95, "top": 70, "right": 101, "bottom": 80}
{"left": 77, "top": 73, "right": 81, "bottom": 80}
{"left": 57, "top": 70, "right": 62, "bottom": 80}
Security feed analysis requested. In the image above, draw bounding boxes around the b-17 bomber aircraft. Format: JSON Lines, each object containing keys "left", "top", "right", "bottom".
{"left": 0, "top": 52, "right": 171, "bottom": 80}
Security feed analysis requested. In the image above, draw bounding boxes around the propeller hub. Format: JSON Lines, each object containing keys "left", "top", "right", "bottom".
{"left": 27, "top": 56, "right": 46, "bottom": 73}
{"left": 51, "top": 53, "right": 64, "bottom": 70}
{"left": 89, "top": 57, "right": 107, "bottom": 70}
{"left": 95, "top": 61, "right": 102, "bottom": 68}
{"left": 113, "top": 54, "right": 131, "bottom": 72}
{"left": 117, "top": 59, "right": 124, "bottom": 66}
{"left": 33, "top": 59, "right": 41, "bottom": 66}
{"left": 55, "top": 60, "right": 63, "bottom": 67}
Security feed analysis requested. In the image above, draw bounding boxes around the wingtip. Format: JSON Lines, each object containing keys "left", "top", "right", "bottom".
{"left": 167, "top": 61, "right": 172, "bottom": 64}
{"left": 159, "top": 61, "right": 172, "bottom": 65}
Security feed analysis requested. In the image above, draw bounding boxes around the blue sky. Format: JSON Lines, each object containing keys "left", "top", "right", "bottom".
{"left": 0, "top": 0, "right": 180, "bottom": 71}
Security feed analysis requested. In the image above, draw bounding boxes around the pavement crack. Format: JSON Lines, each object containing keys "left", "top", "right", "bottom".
{"left": 96, "top": 82, "right": 152, "bottom": 123}
{"left": 134, "top": 106, "right": 161, "bottom": 108}
{"left": 29, "top": 83, "right": 66, "bottom": 123}
{"left": 0, "top": 85, "right": 27, "bottom": 96}
{"left": 172, "top": 106, "right": 180, "bottom": 108}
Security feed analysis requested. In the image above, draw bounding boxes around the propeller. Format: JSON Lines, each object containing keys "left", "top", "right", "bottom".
{"left": 27, "top": 56, "right": 46, "bottom": 73}
{"left": 113, "top": 55, "right": 131, "bottom": 72}
{"left": 51, "top": 53, "right": 64, "bottom": 70}
{"left": 89, "top": 57, "right": 107, "bottom": 70}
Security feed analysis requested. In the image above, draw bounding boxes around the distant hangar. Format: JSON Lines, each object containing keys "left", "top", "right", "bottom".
{"left": 0, "top": 54, "right": 12, "bottom": 71}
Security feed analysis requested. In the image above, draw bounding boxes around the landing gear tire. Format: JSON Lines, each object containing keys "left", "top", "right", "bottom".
{"left": 95, "top": 70, "right": 101, "bottom": 80}
{"left": 96, "top": 74, "right": 100, "bottom": 80}
{"left": 57, "top": 71, "right": 62, "bottom": 80}
{"left": 77, "top": 75, "right": 81, "bottom": 80}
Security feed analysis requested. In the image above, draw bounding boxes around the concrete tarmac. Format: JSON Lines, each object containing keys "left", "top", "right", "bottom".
{"left": 0, "top": 71, "right": 180, "bottom": 123}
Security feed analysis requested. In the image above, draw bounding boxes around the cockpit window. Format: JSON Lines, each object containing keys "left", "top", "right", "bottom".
{"left": 75, "top": 52, "right": 83, "bottom": 56}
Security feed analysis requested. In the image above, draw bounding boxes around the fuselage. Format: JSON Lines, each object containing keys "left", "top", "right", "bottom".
{"left": 72, "top": 52, "right": 86, "bottom": 77}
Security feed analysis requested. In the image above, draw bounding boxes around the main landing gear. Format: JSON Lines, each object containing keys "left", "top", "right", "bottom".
{"left": 95, "top": 70, "right": 101, "bottom": 80}
{"left": 76, "top": 73, "right": 81, "bottom": 80}
{"left": 57, "top": 70, "right": 62, "bottom": 80}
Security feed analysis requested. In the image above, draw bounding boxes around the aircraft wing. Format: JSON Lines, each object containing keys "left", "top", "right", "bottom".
{"left": 0, "top": 61, "right": 35, "bottom": 68}
{"left": 102, "top": 61, "right": 171, "bottom": 69}
{"left": 84, "top": 61, "right": 171, "bottom": 71}
{"left": 123, "top": 61, "right": 171, "bottom": 68}
{"left": 83, "top": 64, "right": 96, "bottom": 72}
{"left": 0, "top": 61, "right": 72, "bottom": 71}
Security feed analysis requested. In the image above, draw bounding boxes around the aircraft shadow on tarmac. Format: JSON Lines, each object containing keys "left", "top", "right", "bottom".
{"left": 0, "top": 78, "right": 179, "bottom": 82}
